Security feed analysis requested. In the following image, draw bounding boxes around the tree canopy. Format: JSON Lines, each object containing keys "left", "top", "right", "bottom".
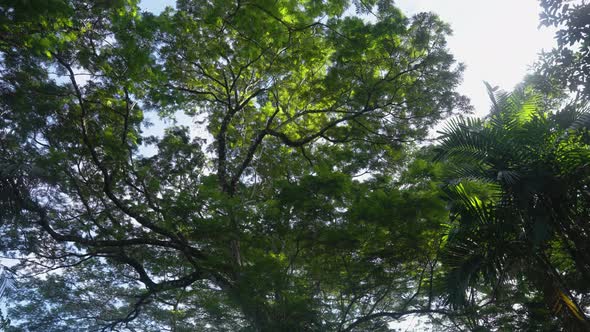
{"left": 0, "top": 0, "right": 468, "bottom": 330}
{"left": 0, "top": 0, "right": 589, "bottom": 331}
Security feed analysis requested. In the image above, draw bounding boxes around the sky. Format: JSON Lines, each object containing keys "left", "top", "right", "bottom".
{"left": 395, "top": 0, "right": 556, "bottom": 118}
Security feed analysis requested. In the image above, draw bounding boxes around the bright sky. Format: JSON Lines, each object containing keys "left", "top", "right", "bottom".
{"left": 395, "top": 0, "right": 556, "bottom": 118}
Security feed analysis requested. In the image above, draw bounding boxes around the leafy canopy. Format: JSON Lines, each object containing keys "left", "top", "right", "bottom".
{"left": 0, "top": 0, "right": 468, "bottom": 331}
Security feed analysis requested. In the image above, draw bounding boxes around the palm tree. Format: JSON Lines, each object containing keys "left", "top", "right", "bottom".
{"left": 436, "top": 82, "right": 590, "bottom": 330}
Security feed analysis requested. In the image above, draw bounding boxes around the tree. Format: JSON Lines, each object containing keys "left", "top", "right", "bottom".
{"left": 436, "top": 82, "right": 590, "bottom": 330}
{"left": 0, "top": 0, "right": 469, "bottom": 330}
{"left": 538, "top": 0, "right": 590, "bottom": 97}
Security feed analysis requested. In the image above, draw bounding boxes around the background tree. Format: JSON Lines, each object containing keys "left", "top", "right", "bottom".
{"left": 0, "top": 0, "right": 469, "bottom": 330}
{"left": 538, "top": 0, "right": 590, "bottom": 97}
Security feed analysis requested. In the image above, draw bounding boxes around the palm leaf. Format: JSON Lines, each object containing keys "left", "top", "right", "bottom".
{"left": 441, "top": 183, "right": 524, "bottom": 308}
{"left": 568, "top": 105, "right": 590, "bottom": 131}
{"left": 436, "top": 116, "right": 490, "bottom": 162}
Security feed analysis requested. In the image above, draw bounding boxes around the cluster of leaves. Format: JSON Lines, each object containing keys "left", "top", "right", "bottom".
{"left": 538, "top": 0, "right": 590, "bottom": 96}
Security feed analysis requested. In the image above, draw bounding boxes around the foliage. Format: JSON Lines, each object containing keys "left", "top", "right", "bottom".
{"left": 0, "top": 0, "right": 468, "bottom": 330}
{"left": 437, "top": 82, "right": 590, "bottom": 330}
{"left": 538, "top": 0, "right": 590, "bottom": 97}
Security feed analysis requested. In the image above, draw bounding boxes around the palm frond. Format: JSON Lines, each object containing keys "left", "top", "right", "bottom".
{"left": 484, "top": 81, "right": 510, "bottom": 117}
{"left": 495, "top": 170, "right": 521, "bottom": 186}
{"left": 555, "top": 101, "right": 590, "bottom": 141}
{"left": 569, "top": 105, "right": 590, "bottom": 131}
{"left": 436, "top": 116, "right": 489, "bottom": 162}
{"left": 441, "top": 182, "right": 526, "bottom": 309}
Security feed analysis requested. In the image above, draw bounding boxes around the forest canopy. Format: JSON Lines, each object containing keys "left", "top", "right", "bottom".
{"left": 0, "top": 0, "right": 589, "bottom": 331}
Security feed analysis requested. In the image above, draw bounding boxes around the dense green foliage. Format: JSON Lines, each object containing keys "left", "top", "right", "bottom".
{"left": 0, "top": 0, "right": 467, "bottom": 331}
{"left": 437, "top": 83, "right": 590, "bottom": 330}
{"left": 0, "top": 0, "right": 589, "bottom": 331}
